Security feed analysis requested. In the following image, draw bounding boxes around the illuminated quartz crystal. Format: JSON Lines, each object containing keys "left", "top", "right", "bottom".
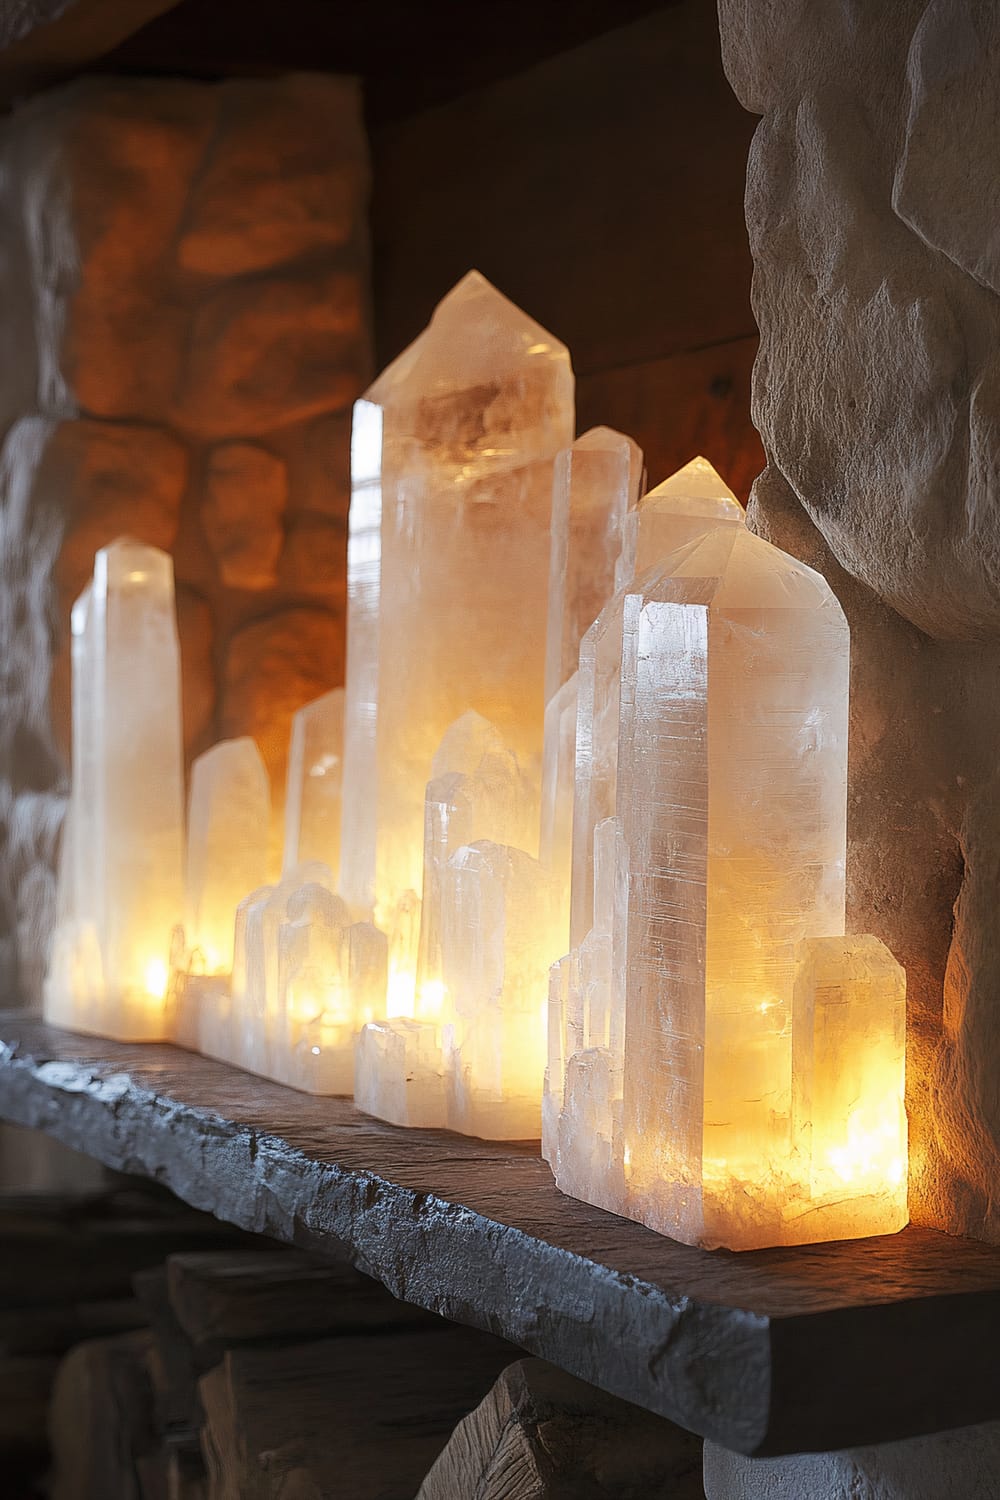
{"left": 44, "top": 539, "right": 185, "bottom": 1041}
{"left": 198, "top": 854, "right": 383, "bottom": 1093}
{"left": 355, "top": 1015, "right": 448, "bottom": 1128}
{"left": 791, "top": 935, "right": 907, "bottom": 1237}
{"left": 539, "top": 672, "right": 578, "bottom": 945}
{"left": 273, "top": 883, "right": 387, "bottom": 1095}
{"left": 417, "top": 713, "right": 539, "bottom": 1005}
{"left": 339, "top": 271, "right": 574, "bottom": 1008}
{"left": 571, "top": 459, "right": 744, "bottom": 946}
{"left": 186, "top": 738, "right": 270, "bottom": 976}
{"left": 232, "top": 862, "right": 334, "bottom": 1077}
{"left": 354, "top": 714, "right": 540, "bottom": 1132}
{"left": 544, "top": 427, "right": 643, "bottom": 706}
{"left": 283, "top": 688, "right": 344, "bottom": 877}
{"left": 547, "top": 479, "right": 905, "bottom": 1250}
{"left": 443, "top": 840, "right": 562, "bottom": 1140}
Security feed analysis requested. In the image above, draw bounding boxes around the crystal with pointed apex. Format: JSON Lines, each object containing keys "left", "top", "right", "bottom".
{"left": 548, "top": 502, "right": 907, "bottom": 1249}
{"left": 44, "top": 538, "right": 185, "bottom": 1041}
{"left": 283, "top": 688, "right": 345, "bottom": 879}
{"left": 444, "top": 840, "right": 562, "bottom": 1140}
{"left": 339, "top": 272, "right": 574, "bottom": 1009}
{"left": 544, "top": 427, "right": 643, "bottom": 706}
{"left": 614, "top": 454, "right": 745, "bottom": 591}
{"left": 186, "top": 738, "right": 270, "bottom": 976}
{"left": 570, "top": 460, "right": 745, "bottom": 947}
{"left": 791, "top": 935, "right": 907, "bottom": 1237}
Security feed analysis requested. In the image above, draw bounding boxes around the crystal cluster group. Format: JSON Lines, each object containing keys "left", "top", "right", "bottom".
{"left": 44, "top": 271, "right": 908, "bottom": 1250}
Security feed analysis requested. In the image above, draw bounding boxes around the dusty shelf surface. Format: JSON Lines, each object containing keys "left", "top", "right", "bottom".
{"left": 0, "top": 1014, "right": 997, "bottom": 1456}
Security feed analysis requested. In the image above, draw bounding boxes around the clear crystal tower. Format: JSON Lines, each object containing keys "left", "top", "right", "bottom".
{"left": 283, "top": 688, "right": 344, "bottom": 879}
{"left": 546, "top": 488, "right": 908, "bottom": 1250}
{"left": 339, "top": 272, "right": 574, "bottom": 1013}
{"left": 544, "top": 427, "right": 643, "bottom": 706}
{"left": 186, "top": 737, "right": 270, "bottom": 976}
{"left": 540, "top": 428, "right": 643, "bottom": 948}
{"left": 45, "top": 538, "right": 185, "bottom": 1041}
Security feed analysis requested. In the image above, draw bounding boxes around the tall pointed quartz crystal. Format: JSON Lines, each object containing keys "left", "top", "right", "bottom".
{"left": 44, "top": 538, "right": 185, "bottom": 1041}
{"left": 283, "top": 688, "right": 344, "bottom": 878}
{"left": 539, "top": 428, "right": 642, "bottom": 950}
{"left": 617, "top": 526, "right": 850, "bottom": 1248}
{"left": 546, "top": 501, "right": 902, "bottom": 1250}
{"left": 570, "top": 459, "right": 744, "bottom": 946}
{"left": 186, "top": 738, "right": 270, "bottom": 976}
{"left": 544, "top": 427, "right": 643, "bottom": 706}
{"left": 339, "top": 272, "right": 574, "bottom": 1007}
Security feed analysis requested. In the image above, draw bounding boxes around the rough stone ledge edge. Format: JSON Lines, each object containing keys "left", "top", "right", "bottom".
{"left": 0, "top": 1036, "right": 770, "bottom": 1454}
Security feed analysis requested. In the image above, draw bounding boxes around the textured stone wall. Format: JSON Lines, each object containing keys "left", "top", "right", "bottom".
{"left": 0, "top": 73, "right": 370, "bottom": 1003}
{"left": 718, "top": 0, "right": 1000, "bottom": 1242}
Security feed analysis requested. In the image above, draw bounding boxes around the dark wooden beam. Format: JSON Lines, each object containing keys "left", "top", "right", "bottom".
{"left": 0, "top": 1016, "right": 997, "bottom": 1457}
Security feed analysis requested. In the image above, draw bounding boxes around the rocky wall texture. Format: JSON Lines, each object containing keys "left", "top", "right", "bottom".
{"left": 0, "top": 73, "right": 370, "bottom": 1003}
{"left": 718, "top": 0, "right": 1000, "bottom": 1242}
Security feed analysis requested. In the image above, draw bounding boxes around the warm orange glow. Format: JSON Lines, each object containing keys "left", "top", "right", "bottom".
{"left": 386, "top": 968, "right": 416, "bottom": 1019}
{"left": 143, "top": 957, "right": 169, "bottom": 1001}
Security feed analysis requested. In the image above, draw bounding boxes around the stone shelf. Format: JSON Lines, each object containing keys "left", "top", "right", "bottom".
{"left": 0, "top": 1015, "right": 997, "bottom": 1457}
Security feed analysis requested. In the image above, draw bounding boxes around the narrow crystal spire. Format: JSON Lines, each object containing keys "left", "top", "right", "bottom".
{"left": 45, "top": 539, "right": 185, "bottom": 1041}
{"left": 570, "top": 459, "right": 744, "bottom": 947}
{"left": 283, "top": 688, "right": 345, "bottom": 878}
{"left": 544, "top": 427, "right": 643, "bottom": 707}
{"left": 186, "top": 738, "right": 270, "bottom": 976}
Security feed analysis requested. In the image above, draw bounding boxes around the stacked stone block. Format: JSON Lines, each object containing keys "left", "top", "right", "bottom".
{"left": 0, "top": 72, "right": 371, "bottom": 999}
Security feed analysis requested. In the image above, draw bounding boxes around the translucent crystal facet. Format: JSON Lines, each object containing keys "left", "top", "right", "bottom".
{"left": 186, "top": 738, "right": 270, "bottom": 976}
{"left": 45, "top": 538, "right": 185, "bottom": 1041}
{"left": 274, "top": 883, "right": 386, "bottom": 1095}
{"left": 539, "top": 672, "right": 578, "bottom": 946}
{"left": 339, "top": 271, "right": 574, "bottom": 1009}
{"left": 791, "top": 935, "right": 907, "bottom": 1237}
{"left": 547, "top": 462, "right": 907, "bottom": 1250}
{"left": 443, "top": 840, "right": 562, "bottom": 1140}
{"left": 355, "top": 714, "right": 544, "bottom": 1136}
{"left": 570, "top": 460, "right": 744, "bottom": 947}
{"left": 544, "top": 427, "right": 643, "bottom": 706}
{"left": 283, "top": 688, "right": 344, "bottom": 878}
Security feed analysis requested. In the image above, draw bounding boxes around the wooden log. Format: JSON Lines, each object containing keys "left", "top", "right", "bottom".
{"left": 134, "top": 1266, "right": 204, "bottom": 1440}
{"left": 0, "top": 1185, "right": 256, "bottom": 1310}
{"left": 166, "top": 1248, "right": 436, "bottom": 1364}
{"left": 48, "top": 1330, "right": 158, "bottom": 1500}
{"left": 418, "top": 1357, "right": 705, "bottom": 1498}
{"left": 0, "top": 1352, "right": 62, "bottom": 1452}
{"left": 0, "top": 1296, "right": 146, "bottom": 1357}
{"left": 199, "top": 1324, "right": 517, "bottom": 1500}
